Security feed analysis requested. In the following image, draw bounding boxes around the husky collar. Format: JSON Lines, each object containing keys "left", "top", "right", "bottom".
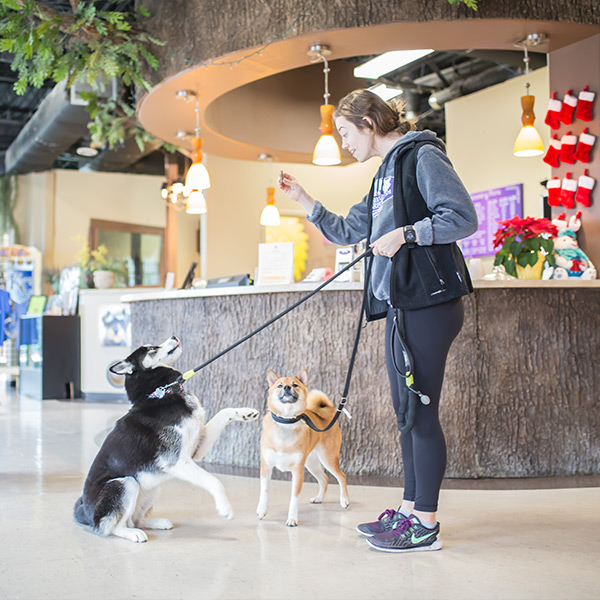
{"left": 148, "top": 380, "right": 184, "bottom": 399}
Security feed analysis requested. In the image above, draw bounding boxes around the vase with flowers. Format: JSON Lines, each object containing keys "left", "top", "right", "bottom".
{"left": 493, "top": 216, "right": 558, "bottom": 279}
{"left": 75, "top": 235, "right": 126, "bottom": 288}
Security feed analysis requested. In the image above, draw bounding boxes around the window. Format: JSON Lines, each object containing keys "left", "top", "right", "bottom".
{"left": 89, "top": 219, "right": 165, "bottom": 287}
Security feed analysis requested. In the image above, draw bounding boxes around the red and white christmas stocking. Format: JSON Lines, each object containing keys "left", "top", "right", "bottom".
{"left": 560, "top": 173, "right": 577, "bottom": 209}
{"left": 546, "top": 177, "right": 562, "bottom": 207}
{"left": 543, "top": 134, "right": 561, "bottom": 168}
{"left": 558, "top": 89, "right": 578, "bottom": 125}
{"left": 575, "top": 86, "right": 595, "bottom": 122}
{"left": 573, "top": 128, "right": 596, "bottom": 163}
{"left": 576, "top": 170, "right": 595, "bottom": 207}
{"left": 560, "top": 131, "right": 577, "bottom": 164}
{"left": 544, "top": 92, "right": 562, "bottom": 130}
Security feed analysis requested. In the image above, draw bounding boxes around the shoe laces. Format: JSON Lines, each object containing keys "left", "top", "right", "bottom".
{"left": 390, "top": 518, "right": 413, "bottom": 537}
{"left": 377, "top": 508, "right": 397, "bottom": 522}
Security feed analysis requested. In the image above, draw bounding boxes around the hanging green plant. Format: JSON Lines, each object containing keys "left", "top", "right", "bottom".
{"left": 0, "top": 175, "right": 20, "bottom": 244}
{"left": 0, "top": 0, "right": 165, "bottom": 150}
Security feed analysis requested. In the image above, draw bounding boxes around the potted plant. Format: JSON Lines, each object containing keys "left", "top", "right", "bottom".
{"left": 75, "top": 236, "right": 127, "bottom": 288}
{"left": 493, "top": 216, "right": 558, "bottom": 279}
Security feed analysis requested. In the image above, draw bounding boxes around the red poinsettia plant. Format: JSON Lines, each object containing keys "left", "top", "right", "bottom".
{"left": 493, "top": 216, "right": 558, "bottom": 277}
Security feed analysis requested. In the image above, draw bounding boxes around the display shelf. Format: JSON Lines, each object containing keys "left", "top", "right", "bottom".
{"left": 19, "top": 315, "right": 81, "bottom": 399}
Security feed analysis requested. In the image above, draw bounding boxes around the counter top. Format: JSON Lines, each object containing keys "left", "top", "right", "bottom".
{"left": 121, "top": 278, "right": 600, "bottom": 302}
{"left": 121, "top": 281, "right": 364, "bottom": 302}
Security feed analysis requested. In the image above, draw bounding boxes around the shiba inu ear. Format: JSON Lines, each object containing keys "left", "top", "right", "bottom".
{"left": 296, "top": 369, "right": 308, "bottom": 385}
{"left": 266, "top": 369, "right": 279, "bottom": 386}
{"left": 109, "top": 360, "right": 134, "bottom": 375}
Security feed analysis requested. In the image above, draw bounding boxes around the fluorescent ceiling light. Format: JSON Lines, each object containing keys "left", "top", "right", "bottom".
{"left": 354, "top": 50, "right": 434, "bottom": 79}
{"left": 368, "top": 84, "right": 403, "bottom": 101}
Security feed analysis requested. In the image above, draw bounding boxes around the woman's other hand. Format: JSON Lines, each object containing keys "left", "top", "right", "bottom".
{"left": 370, "top": 228, "right": 406, "bottom": 258}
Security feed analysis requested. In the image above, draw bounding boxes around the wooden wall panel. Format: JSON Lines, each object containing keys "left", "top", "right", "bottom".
{"left": 130, "top": 287, "right": 600, "bottom": 479}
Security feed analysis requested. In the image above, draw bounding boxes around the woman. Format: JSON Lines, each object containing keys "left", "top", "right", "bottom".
{"left": 278, "top": 89, "right": 478, "bottom": 553}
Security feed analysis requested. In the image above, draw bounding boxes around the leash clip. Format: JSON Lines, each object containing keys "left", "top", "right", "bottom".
{"left": 148, "top": 380, "right": 183, "bottom": 399}
{"left": 149, "top": 386, "right": 167, "bottom": 399}
{"left": 339, "top": 396, "right": 352, "bottom": 419}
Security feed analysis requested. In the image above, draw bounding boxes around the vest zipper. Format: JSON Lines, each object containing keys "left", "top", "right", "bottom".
{"left": 424, "top": 248, "right": 446, "bottom": 295}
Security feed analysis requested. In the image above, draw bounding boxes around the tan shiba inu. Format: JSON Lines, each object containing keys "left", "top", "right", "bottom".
{"left": 257, "top": 369, "right": 350, "bottom": 527}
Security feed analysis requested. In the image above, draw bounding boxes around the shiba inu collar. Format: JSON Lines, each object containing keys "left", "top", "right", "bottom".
{"left": 270, "top": 407, "right": 352, "bottom": 431}
{"left": 270, "top": 411, "right": 304, "bottom": 425}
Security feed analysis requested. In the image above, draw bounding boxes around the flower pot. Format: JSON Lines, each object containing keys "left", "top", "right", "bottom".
{"left": 92, "top": 270, "right": 115, "bottom": 289}
{"left": 515, "top": 252, "right": 545, "bottom": 280}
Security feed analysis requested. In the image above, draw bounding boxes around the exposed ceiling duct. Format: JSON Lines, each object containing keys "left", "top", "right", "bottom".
{"left": 428, "top": 65, "right": 516, "bottom": 109}
{"left": 4, "top": 80, "right": 90, "bottom": 175}
{"left": 79, "top": 135, "right": 163, "bottom": 173}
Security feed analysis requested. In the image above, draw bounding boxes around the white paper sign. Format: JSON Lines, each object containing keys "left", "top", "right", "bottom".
{"left": 334, "top": 247, "right": 353, "bottom": 282}
{"left": 256, "top": 242, "right": 295, "bottom": 286}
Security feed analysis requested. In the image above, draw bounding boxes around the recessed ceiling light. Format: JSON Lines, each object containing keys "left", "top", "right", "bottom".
{"left": 368, "top": 84, "right": 403, "bottom": 101}
{"left": 75, "top": 146, "right": 99, "bottom": 157}
{"left": 354, "top": 50, "right": 434, "bottom": 79}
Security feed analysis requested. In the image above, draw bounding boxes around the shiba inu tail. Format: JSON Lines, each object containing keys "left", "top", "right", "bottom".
{"left": 307, "top": 390, "right": 336, "bottom": 418}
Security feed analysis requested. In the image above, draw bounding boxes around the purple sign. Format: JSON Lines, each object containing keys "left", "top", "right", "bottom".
{"left": 461, "top": 184, "right": 523, "bottom": 258}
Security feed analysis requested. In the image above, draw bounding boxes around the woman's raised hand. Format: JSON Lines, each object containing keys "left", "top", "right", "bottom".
{"left": 277, "top": 172, "right": 305, "bottom": 201}
{"left": 277, "top": 171, "right": 316, "bottom": 215}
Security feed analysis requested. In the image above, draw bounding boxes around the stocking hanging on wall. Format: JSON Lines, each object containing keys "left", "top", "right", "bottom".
{"left": 559, "top": 131, "right": 577, "bottom": 164}
{"left": 560, "top": 173, "right": 577, "bottom": 209}
{"left": 573, "top": 128, "right": 596, "bottom": 163}
{"left": 544, "top": 92, "right": 562, "bottom": 130}
{"left": 575, "top": 86, "right": 595, "bottom": 122}
{"left": 546, "top": 177, "right": 562, "bottom": 207}
{"left": 543, "top": 134, "right": 561, "bottom": 168}
{"left": 576, "top": 170, "right": 595, "bottom": 207}
{"left": 558, "top": 90, "right": 578, "bottom": 125}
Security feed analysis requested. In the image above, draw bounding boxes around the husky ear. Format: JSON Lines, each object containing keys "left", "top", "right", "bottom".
{"left": 109, "top": 360, "right": 134, "bottom": 375}
{"left": 296, "top": 369, "right": 308, "bottom": 385}
{"left": 266, "top": 369, "right": 279, "bottom": 386}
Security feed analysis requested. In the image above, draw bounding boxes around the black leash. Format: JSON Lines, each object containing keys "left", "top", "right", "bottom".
{"left": 271, "top": 251, "right": 373, "bottom": 432}
{"left": 149, "top": 248, "right": 374, "bottom": 408}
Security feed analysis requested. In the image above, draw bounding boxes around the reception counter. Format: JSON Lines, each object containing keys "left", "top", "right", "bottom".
{"left": 123, "top": 279, "right": 600, "bottom": 479}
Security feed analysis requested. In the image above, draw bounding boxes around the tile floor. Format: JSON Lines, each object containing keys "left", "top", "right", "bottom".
{"left": 1, "top": 378, "right": 599, "bottom": 600}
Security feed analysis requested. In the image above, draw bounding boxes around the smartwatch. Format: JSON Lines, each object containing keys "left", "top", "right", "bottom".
{"left": 403, "top": 225, "right": 417, "bottom": 245}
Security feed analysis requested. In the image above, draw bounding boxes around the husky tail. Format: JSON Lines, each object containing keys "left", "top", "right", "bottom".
{"left": 73, "top": 496, "right": 92, "bottom": 526}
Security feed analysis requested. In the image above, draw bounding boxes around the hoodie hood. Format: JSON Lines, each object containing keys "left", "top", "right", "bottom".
{"left": 384, "top": 130, "right": 446, "bottom": 165}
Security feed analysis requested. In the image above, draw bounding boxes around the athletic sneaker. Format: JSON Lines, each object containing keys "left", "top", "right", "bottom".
{"left": 366, "top": 514, "right": 443, "bottom": 553}
{"left": 355, "top": 507, "right": 409, "bottom": 537}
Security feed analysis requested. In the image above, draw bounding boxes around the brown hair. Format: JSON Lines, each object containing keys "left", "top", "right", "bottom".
{"left": 334, "top": 89, "right": 416, "bottom": 136}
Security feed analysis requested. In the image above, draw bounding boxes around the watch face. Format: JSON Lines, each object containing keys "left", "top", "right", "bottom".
{"left": 405, "top": 227, "right": 416, "bottom": 243}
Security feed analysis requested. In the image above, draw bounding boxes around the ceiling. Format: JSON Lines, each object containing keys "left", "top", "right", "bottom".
{"left": 0, "top": 3, "right": 551, "bottom": 176}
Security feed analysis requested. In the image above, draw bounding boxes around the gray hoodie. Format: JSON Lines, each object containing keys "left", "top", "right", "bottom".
{"left": 308, "top": 130, "right": 478, "bottom": 303}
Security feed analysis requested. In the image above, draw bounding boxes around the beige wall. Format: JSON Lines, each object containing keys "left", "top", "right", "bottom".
{"left": 446, "top": 67, "right": 552, "bottom": 273}
{"left": 203, "top": 154, "right": 380, "bottom": 279}
{"left": 14, "top": 169, "right": 200, "bottom": 288}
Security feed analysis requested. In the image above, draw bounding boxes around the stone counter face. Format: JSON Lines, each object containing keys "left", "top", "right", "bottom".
{"left": 445, "top": 289, "right": 600, "bottom": 478}
{"left": 130, "top": 288, "right": 600, "bottom": 478}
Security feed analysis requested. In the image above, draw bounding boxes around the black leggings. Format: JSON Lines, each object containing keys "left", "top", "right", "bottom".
{"left": 384, "top": 298, "right": 464, "bottom": 512}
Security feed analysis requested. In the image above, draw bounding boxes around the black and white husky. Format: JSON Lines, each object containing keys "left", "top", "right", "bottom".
{"left": 73, "top": 336, "right": 259, "bottom": 543}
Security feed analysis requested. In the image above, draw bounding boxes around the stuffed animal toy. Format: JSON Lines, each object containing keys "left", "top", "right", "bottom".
{"left": 551, "top": 211, "right": 597, "bottom": 279}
